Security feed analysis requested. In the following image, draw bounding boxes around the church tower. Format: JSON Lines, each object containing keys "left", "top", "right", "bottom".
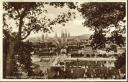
{"left": 65, "top": 29, "right": 68, "bottom": 38}
{"left": 42, "top": 33, "right": 44, "bottom": 42}
{"left": 61, "top": 29, "right": 64, "bottom": 38}
{"left": 55, "top": 32, "right": 58, "bottom": 38}
{"left": 68, "top": 31, "right": 70, "bottom": 37}
{"left": 45, "top": 33, "right": 49, "bottom": 39}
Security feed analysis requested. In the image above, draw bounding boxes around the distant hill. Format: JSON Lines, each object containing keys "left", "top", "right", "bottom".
{"left": 67, "top": 34, "right": 90, "bottom": 40}
{"left": 27, "top": 34, "right": 91, "bottom": 43}
{"left": 74, "top": 34, "right": 91, "bottom": 40}
{"left": 26, "top": 36, "right": 43, "bottom": 43}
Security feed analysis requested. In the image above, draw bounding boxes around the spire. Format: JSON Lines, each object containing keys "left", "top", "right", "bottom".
{"left": 65, "top": 29, "right": 67, "bottom": 38}
{"left": 61, "top": 29, "right": 64, "bottom": 38}
{"left": 42, "top": 33, "right": 44, "bottom": 42}
{"left": 45, "top": 33, "right": 48, "bottom": 39}
{"left": 55, "top": 32, "right": 58, "bottom": 38}
{"left": 68, "top": 31, "right": 70, "bottom": 37}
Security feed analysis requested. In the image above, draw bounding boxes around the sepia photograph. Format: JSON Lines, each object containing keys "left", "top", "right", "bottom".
{"left": 1, "top": 0, "right": 127, "bottom": 81}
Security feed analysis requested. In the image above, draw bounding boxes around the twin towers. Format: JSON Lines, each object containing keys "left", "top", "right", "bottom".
{"left": 42, "top": 29, "right": 71, "bottom": 42}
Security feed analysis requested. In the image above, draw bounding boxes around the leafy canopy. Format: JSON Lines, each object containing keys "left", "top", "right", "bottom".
{"left": 79, "top": 2, "right": 126, "bottom": 29}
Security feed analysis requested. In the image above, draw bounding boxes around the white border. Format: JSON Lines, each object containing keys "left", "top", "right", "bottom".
{"left": 0, "top": 0, "right": 127, "bottom": 81}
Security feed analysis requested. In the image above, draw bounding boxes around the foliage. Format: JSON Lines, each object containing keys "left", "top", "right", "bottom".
{"left": 109, "top": 30, "right": 125, "bottom": 46}
{"left": 90, "top": 29, "right": 106, "bottom": 49}
{"left": 79, "top": 2, "right": 126, "bottom": 49}
{"left": 79, "top": 2, "right": 126, "bottom": 29}
{"left": 115, "top": 52, "right": 126, "bottom": 70}
{"left": 48, "top": 2, "right": 76, "bottom": 9}
{"left": 15, "top": 41, "right": 34, "bottom": 77}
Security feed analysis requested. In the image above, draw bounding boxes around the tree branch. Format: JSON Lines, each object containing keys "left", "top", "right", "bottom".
{"left": 15, "top": 9, "right": 21, "bottom": 17}
{"left": 21, "top": 27, "right": 36, "bottom": 40}
{"left": 17, "top": 8, "right": 28, "bottom": 41}
{"left": 21, "top": 32, "right": 31, "bottom": 40}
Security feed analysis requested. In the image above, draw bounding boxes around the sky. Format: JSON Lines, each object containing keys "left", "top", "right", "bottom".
{"left": 26, "top": 3, "right": 94, "bottom": 39}
{"left": 4, "top": 2, "right": 94, "bottom": 39}
{"left": 25, "top": 3, "right": 126, "bottom": 39}
{"left": 5, "top": 2, "right": 126, "bottom": 40}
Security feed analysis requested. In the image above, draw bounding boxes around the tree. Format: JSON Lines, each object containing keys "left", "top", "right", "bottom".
{"left": 3, "top": 3, "right": 42, "bottom": 77}
{"left": 90, "top": 29, "right": 106, "bottom": 49}
{"left": 110, "top": 30, "right": 125, "bottom": 46}
{"left": 115, "top": 52, "right": 126, "bottom": 74}
{"left": 79, "top": 2, "right": 126, "bottom": 49}
{"left": 3, "top": 2, "right": 76, "bottom": 78}
{"left": 16, "top": 41, "right": 34, "bottom": 77}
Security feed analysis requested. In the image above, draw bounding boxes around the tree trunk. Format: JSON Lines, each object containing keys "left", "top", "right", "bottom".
{"left": 3, "top": 8, "right": 27, "bottom": 78}
{"left": 5, "top": 39, "right": 15, "bottom": 78}
{"left": 5, "top": 15, "right": 24, "bottom": 78}
{"left": 18, "top": 16, "right": 23, "bottom": 41}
